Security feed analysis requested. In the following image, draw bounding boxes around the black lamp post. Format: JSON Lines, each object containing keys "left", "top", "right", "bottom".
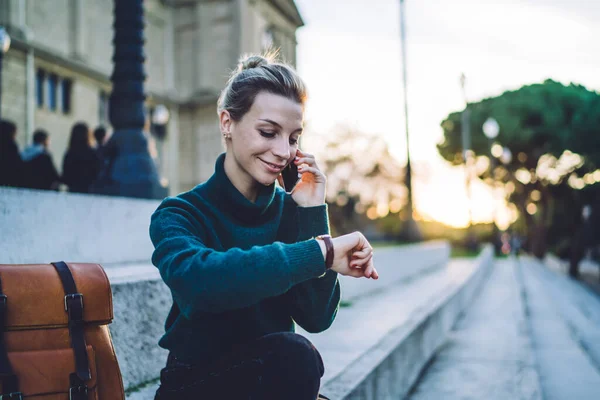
{"left": 0, "top": 26, "right": 11, "bottom": 121}
{"left": 398, "top": 0, "right": 422, "bottom": 242}
{"left": 483, "top": 117, "right": 500, "bottom": 253}
{"left": 94, "top": 0, "right": 166, "bottom": 199}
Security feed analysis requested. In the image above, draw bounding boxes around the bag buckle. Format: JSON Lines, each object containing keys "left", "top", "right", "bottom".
{"left": 69, "top": 385, "right": 88, "bottom": 400}
{"left": 64, "top": 293, "right": 83, "bottom": 312}
{"left": 0, "top": 393, "right": 23, "bottom": 400}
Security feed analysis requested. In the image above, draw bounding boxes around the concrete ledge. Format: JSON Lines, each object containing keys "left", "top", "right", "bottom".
{"left": 340, "top": 241, "right": 449, "bottom": 301}
{"left": 110, "top": 277, "right": 172, "bottom": 392}
{"left": 320, "top": 246, "right": 493, "bottom": 399}
{"left": 0, "top": 187, "right": 159, "bottom": 264}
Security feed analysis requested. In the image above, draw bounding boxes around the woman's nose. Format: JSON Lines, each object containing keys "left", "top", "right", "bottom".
{"left": 272, "top": 137, "right": 291, "bottom": 160}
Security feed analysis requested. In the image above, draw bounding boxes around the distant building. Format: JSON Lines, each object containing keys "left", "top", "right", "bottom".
{"left": 0, "top": 0, "right": 303, "bottom": 194}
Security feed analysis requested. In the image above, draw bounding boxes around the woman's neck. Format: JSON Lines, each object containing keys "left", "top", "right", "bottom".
{"left": 223, "top": 151, "right": 259, "bottom": 203}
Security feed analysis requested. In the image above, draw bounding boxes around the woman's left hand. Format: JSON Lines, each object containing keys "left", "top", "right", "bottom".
{"left": 279, "top": 149, "right": 326, "bottom": 207}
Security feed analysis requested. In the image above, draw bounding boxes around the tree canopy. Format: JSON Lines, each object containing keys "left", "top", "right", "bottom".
{"left": 437, "top": 79, "right": 600, "bottom": 269}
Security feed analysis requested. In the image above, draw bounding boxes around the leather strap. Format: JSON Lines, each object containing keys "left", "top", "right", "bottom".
{"left": 316, "top": 235, "right": 334, "bottom": 270}
{"left": 51, "top": 262, "right": 92, "bottom": 388}
{"left": 0, "top": 274, "right": 20, "bottom": 397}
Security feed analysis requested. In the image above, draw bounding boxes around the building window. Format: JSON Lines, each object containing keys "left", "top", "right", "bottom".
{"left": 47, "top": 74, "right": 58, "bottom": 111}
{"left": 36, "top": 69, "right": 45, "bottom": 108}
{"left": 35, "top": 68, "right": 74, "bottom": 113}
{"left": 61, "top": 79, "right": 72, "bottom": 114}
{"left": 99, "top": 91, "right": 109, "bottom": 123}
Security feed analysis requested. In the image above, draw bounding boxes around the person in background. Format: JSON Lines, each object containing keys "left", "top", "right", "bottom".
{"left": 21, "top": 129, "right": 60, "bottom": 190}
{"left": 94, "top": 125, "right": 108, "bottom": 159}
{"left": 0, "top": 119, "right": 24, "bottom": 188}
{"left": 151, "top": 53, "right": 378, "bottom": 400}
{"left": 62, "top": 122, "right": 101, "bottom": 194}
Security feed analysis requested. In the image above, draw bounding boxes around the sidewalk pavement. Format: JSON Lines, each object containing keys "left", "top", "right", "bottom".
{"left": 408, "top": 259, "right": 541, "bottom": 400}
{"left": 520, "top": 257, "right": 600, "bottom": 399}
{"left": 410, "top": 256, "right": 600, "bottom": 400}
{"left": 545, "top": 254, "right": 600, "bottom": 296}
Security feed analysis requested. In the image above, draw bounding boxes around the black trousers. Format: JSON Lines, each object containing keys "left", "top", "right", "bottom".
{"left": 154, "top": 332, "right": 326, "bottom": 400}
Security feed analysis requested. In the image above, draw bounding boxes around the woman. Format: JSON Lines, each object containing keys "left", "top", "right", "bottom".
{"left": 62, "top": 122, "right": 101, "bottom": 193}
{"left": 150, "top": 54, "right": 378, "bottom": 400}
{"left": 0, "top": 119, "right": 25, "bottom": 188}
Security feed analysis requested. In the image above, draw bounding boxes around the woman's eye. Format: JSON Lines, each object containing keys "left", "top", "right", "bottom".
{"left": 289, "top": 138, "right": 298, "bottom": 145}
{"left": 259, "top": 130, "right": 276, "bottom": 138}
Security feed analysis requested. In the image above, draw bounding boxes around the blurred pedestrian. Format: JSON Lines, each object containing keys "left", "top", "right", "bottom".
{"left": 21, "top": 129, "right": 61, "bottom": 190}
{"left": 62, "top": 122, "right": 101, "bottom": 193}
{"left": 0, "top": 119, "right": 25, "bottom": 188}
{"left": 94, "top": 125, "right": 107, "bottom": 159}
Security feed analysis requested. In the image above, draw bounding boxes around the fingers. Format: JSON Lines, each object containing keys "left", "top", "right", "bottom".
{"left": 351, "top": 252, "right": 372, "bottom": 268}
{"left": 352, "top": 246, "right": 373, "bottom": 260}
{"left": 295, "top": 150, "right": 319, "bottom": 169}
{"left": 297, "top": 165, "right": 326, "bottom": 182}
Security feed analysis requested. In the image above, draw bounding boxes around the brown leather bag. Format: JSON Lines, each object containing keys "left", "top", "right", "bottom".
{"left": 0, "top": 262, "right": 125, "bottom": 399}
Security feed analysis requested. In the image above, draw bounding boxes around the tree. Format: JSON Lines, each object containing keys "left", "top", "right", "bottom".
{"left": 314, "top": 126, "right": 406, "bottom": 236}
{"left": 438, "top": 80, "right": 600, "bottom": 269}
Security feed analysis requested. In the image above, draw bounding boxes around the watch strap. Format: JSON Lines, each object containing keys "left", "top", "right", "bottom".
{"left": 317, "top": 235, "right": 334, "bottom": 270}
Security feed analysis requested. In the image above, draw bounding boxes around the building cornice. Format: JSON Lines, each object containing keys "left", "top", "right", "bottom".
{"left": 265, "top": 0, "right": 304, "bottom": 27}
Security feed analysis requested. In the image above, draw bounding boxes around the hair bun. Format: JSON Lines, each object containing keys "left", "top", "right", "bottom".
{"left": 239, "top": 55, "right": 270, "bottom": 71}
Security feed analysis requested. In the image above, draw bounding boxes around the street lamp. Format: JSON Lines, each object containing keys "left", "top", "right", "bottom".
{"left": 151, "top": 104, "right": 170, "bottom": 140}
{"left": 0, "top": 26, "right": 11, "bottom": 120}
{"left": 483, "top": 118, "right": 499, "bottom": 140}
{"left": 398, "top": 0, "right": 422, "bottom": 241}
{"left": 93, "top": 0, "right": 166, "bottom": 199}
{"left": 500, "top": 147, "right": 512, "bottom": 165}
{"left": 151, "top": 104, "right": 170, "bottom": 188}
{"left": 459, "top": 73, "right": 474, "bottom": 231}
{"left": 483, "top": 117, "right": 501, "bottom": 253}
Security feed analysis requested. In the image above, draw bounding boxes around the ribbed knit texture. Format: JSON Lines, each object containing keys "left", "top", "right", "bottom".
{"left": 150, "top": 153, "right": 340, "bottom": 364}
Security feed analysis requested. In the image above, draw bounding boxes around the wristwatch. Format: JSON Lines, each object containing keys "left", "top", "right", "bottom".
{"left": 316, "top": 235, "right": 334, "bottom": 270}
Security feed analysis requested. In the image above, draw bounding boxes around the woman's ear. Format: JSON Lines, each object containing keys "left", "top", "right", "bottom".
{"left": 219, "top": 110, "right": 232, "bottom": 138}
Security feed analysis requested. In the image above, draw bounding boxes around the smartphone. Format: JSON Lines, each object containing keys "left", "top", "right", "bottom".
{"left": 281, "top": 161, "right": 299, "bottom": 193}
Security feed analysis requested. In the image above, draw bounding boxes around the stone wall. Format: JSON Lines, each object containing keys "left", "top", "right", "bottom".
{"left": 1, "top": 49, "right": 27, "bottom": 144}
{"left": 0, "top": 187, "right": 159, "bottom": 265}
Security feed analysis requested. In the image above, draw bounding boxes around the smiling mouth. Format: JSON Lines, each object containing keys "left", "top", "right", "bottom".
{"left": 259, "top": 158, "right": 286, "bottom": 172}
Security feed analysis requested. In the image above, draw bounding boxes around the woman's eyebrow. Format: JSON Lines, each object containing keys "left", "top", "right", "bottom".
{"left": 259, "top": 119, "right": 303, "bottom": 134}
{"left": 259, "top": 118, "right": 283, "bottom": 128}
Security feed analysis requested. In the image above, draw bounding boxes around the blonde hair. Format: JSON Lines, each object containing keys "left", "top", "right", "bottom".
{"left": 217, "top": 52, "right": 308, "bottom": 121}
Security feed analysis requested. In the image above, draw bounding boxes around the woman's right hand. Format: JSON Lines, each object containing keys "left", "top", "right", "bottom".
{"left": 318, "top": 232, "right": 379, "bottom": 279}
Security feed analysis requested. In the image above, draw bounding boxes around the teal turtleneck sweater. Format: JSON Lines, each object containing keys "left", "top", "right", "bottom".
{"left": 149, "top": 153, "right": 340, "bottom": 364}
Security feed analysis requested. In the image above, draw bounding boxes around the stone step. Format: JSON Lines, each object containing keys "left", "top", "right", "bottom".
{"left": 408, "top": 259, "right": 542, "bottom": 400}
{"left": 519, "top": 257, "right": 600, "bottom": 400}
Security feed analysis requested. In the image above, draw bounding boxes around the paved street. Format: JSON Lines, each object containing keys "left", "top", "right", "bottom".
{"left": 408, "top": 259, "right": 541, "bottom": 400}
{"left": 409, "top": 257, "right": 600, "bottom": 400}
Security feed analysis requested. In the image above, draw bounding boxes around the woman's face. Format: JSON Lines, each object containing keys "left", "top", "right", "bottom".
{"left": 222, "top": 91, "right": 303, "bottom": 187}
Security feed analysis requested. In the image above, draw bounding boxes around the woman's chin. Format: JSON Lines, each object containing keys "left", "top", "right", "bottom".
{"left": 253, "top": 173, "right": 277, "bottom": 187}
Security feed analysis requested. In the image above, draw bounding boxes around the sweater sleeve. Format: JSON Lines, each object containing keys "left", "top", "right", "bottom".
{"left": 286, "top": 204, "right": 341, "bottom": 333}
{"left": 150, "top": 201, "right": 327, "bottom": 318}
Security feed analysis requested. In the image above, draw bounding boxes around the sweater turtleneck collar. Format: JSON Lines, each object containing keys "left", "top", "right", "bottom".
{"left": 204, "top": 153, "right": 277, "bottom": 224}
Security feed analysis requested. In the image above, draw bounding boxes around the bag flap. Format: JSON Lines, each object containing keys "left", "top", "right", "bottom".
{"left": 3, "top": 346, "right": 98, "bottom": 397}
{"left": 0, "top": 263, "right": 113, "bottom": 329}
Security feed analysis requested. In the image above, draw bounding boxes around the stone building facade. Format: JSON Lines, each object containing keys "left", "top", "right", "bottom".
{"left": 0, "top": 0, "right": 303, "bottom": 194}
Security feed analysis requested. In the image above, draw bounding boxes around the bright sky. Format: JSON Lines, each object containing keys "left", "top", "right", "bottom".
{"left": 294, "top": 0, "right": 600, "bottom": 228}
